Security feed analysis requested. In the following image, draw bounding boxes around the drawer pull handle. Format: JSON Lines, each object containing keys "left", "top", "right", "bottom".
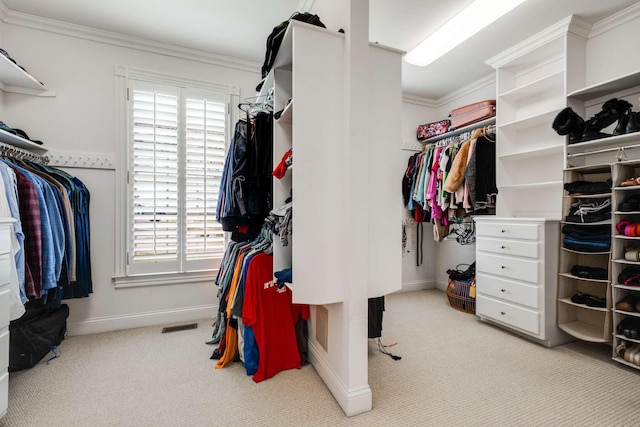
{"left": 501, "top": 266, "right": 506, "bottom": 269}
{"left": 501, "top": 229, "right": 506, "bottom": 233}
{"left": 501, "top": 246, "right": 506, "bottom": 249}
{"left": 501, "top": 311, "right": 506, "bottom": 315}
{"left": 501, "top": 289, "right": 506, "bottom": 292}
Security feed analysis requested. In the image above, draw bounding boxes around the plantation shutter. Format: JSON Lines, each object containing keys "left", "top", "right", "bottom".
{"left": 184, "top": 89, "right": 227, "bottom": 266}
{"left": 128, "top": 81, "right": 228, "bottom": 275}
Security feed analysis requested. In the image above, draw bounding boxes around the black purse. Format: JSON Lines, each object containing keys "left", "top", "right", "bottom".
{"left": 447, "top": 262, "right": 476, "bottom": 282}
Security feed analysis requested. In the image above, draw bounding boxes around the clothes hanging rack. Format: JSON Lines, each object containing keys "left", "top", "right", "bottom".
{"left": 419, "top": 116, "right": 496, "bottom": 145}
{"left": 566, "top": 142, "right": 640, "bottom": 159}
{"left": 0, "top": 140, "right": 48, "bottom": 164}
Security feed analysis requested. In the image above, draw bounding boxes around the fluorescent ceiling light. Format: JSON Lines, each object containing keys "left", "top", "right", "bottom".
{"left": 404, "top": 0, "right": 527, "bottom": 66}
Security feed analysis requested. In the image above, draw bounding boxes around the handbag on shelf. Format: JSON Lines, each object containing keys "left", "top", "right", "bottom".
{"left": 416, "top": 119, "right": 451, "bottom": 141}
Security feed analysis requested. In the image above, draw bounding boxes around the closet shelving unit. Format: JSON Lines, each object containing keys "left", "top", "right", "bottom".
{"left": 475, "top": 16, "right": 589, "bottom": 347}
{"left": 557, "top": 164, "right": 612, "bottom": 342}
{"left": 611, "top": 160, "right": 640, "bottom": 370}
{"left": 560, "top": 66, "right": 640, "bottom": 367}
{"left": 257, "top": 19, "right": 403, "bottom": 414}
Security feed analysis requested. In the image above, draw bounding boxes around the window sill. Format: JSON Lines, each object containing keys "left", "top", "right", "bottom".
{"left": 112, "top": 270, "right": 218, "bottom": 289}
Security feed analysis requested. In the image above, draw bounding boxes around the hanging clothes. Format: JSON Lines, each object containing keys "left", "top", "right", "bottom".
{"left": 402, "top": 125, "right": 497, "bottom": 242}
{"left": 0, "top": 155, "right": 92, "bottom": 314}
{"left": 217, "top": 110, "right": 274, "bottom": 242}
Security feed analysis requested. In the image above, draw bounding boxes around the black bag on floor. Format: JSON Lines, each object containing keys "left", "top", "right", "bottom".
{"left": 9, "top": 304, "right": 69, "bottom": 372}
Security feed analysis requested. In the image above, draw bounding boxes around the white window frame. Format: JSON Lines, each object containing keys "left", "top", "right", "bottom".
{"left": 113, "top": 65, "right": 239, "bottom": 288}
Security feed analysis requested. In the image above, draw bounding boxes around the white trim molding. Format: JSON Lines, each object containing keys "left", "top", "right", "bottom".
{"left": 398, "top": 279, "right": 436, "bottom": 292}
{"left": 0, "top": 5, "right": 260, "bottom": 73}
{"left": 486, "top": 15, "right": 591, "bottom": 69}
{"left": 436, "top": 73, "right": 495, "bottom": 108}
{"left": 113, "top": 270, "right": 217, "bottom": 289}
{"left": 307, "top": 340, "right": 372, "bottom": 417}
{"left": 402, "top": 93, "right": 437, "bottom": 108}
{"left": 590, "top": 2, "right": 640, "bottom": 38}
{"left": 66, "top": 304, "right": 216, "bottom": 336}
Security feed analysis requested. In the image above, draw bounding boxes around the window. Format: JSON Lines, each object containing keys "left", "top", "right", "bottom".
{"left": 126, "top": 79, "right": 228, "bottom": 276}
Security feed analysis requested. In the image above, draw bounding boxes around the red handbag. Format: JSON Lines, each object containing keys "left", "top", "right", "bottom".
{"left": 416, "top": 119, "right": 451, "bottom": 141}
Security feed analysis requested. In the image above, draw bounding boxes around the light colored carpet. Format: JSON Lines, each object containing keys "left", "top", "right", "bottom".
{"left": 2, "top": 289, "right": 640, "bottom": 427}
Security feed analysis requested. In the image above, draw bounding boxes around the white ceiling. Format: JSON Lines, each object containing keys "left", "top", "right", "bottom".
{"left": 2, "top": 0, "right": 638, "bottom": 100}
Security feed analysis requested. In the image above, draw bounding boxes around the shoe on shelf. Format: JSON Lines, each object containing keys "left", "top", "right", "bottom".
{"left": 615, "top": 340, "right": 628, "bottom": 358}
{"left": 618, "top": 195, "right": 640, "bottom": 212}
{"left": 552, "top": 107, "right": 585, "bottom": 144}
{"left": 626, "top": 110, "right": 640, "bottom": 134}
{"left": 581, "top": 98, "right": 632, "bottom": 142}
{"left": 615, "top": 294, "right": 637, "bottom": 312}
{"left": 621, "top": 177, "right": 640, "bottom": 187}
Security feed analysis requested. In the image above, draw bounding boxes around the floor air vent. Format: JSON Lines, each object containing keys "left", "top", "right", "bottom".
{"left": 161, "top": 323, "right": 198, "bottom": 333}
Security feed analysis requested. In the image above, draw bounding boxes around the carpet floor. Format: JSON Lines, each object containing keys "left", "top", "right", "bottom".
{"left": 2, "top": 289, "right": 639, "bottom": 426}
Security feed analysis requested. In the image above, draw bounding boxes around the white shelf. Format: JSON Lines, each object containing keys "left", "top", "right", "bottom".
{"left": 614, "top": 284, "right": 640, "bottom": 291}
{"left": 499, "top": 109, "right": 560, "bottom": 132}
{"left": 612, "top": 310, "right": 640, "bottom": 318}
{"left": 558, "top": 320, "right": 610, "bottom": 343}
{"left": 498, "top": 144, "right": 563, "bottom": 160}
{"left": 614, "top": 235, "right": 640, "bottom": 240}
{"left": 564, "top": 163, "right": 614, "bottom": 173}
{"left": 500, "top": 180, "right": 562, "bottom": 189}
{"left": 565, "top": 131, "right": 640, "bottom": 153}
{"left": 613, "top": 259, "right": 640, "bottom": 265}
{"left": 561, "top": 247, "right": 611, "bottom": 256}
{"left": 0, "top": 128, "right": 47, "bottom": 152}
{"left": 612, "top": 356, "right": 640, "bottom": 370}
{"left": 558, "top": 298, "right": 609, "bottom": 312}
{"left": 561, "top": 219, "right": 612, "bottom": 226}
{"left": 614, "top": 211, "right": 640, "bottom": 215}
{"left": 0, "top": 53, "right": 53, "bottom": 96}
{"left": 558, "top": 273, "right": 609, "bottom": 283}
{"left": 613, "top": 186, "right": 640, "bottom": 191}
{"left": 499, "top": 71, "right": 564, "bottom": 102}
{"left": 568, "top": 70, "right": 640, "bottom": 100}
{"left": 565, "top": 192, "right": 611, "bottom": 199}
{"left": 276, "top": 101, "right": 293, "bottom": 124}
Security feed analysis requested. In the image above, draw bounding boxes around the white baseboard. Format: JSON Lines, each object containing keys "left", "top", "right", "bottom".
{"left": 308, "top": 340, "right": 372, "bottom": 417}
{"left": 66, "top": 305, "right": 217, "bottom": 336}
{"left": 435, "top": 280, "right": 448, "bottom": 291}
{"left": 397, "top": 279, "right": 436, "bottom": 293}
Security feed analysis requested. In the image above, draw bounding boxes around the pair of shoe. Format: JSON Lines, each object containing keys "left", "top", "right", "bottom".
{"left": 618, "top": 266, "right": 640, "bottom": 286}
{"left": 617, "top": 316, "right": 640, "bottom": 339}
{"left": 571, "top": 292, "right": 607, "bottom": 308}
{"left": 618, "top": 195, "right": 640, "bottom": 212}
{"left": 570, "top": 264, "right": 608, "bottom": 280}
{"left": 552, "top": 98, "right": 639, "bottom": 144}
{"left": 616, "top": 344, "right": 640, "bottom": 365}
{"left": 616, "top": 294, "right": 640, "bottom": 312}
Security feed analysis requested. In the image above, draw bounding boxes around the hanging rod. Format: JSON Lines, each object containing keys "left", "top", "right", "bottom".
{"left": 419, "top": 116, "right": 496, "bottom": 145}
{"left": 566, "top": 142, "right": 640, "bottom": 158}
{"left": 0, "top": 140, "right": 49, "bottom": 164}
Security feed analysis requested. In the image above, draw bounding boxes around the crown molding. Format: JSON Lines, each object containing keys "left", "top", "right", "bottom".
{"left": 0, "top": 4, "right": 261, "bottom": 74}
{"left": 402, "top": 94, "right": 437, "bottom": 108}
{"left": 589, "top": 2, "right": 640, "bottom": 38}
{"left": 486, "top": 15, "right": 591, "bottom": 69}
{"left": 436, "top": 73, "right": 495, "bottom": 108}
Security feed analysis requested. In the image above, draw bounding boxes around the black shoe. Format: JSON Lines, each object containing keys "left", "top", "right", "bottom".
{"left": 552, "top": 107, "right": 585, "bottom": 144}
{"left": 627, "top": 111, "right": 640, "bottom": 134}
{"left": 619, "top": 195, "right": 640, "bottom": 212}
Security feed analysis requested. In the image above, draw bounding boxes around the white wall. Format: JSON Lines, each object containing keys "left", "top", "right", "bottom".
{"left": 400, "top": 76, "right": 496, "bottom": 291}
{"left": 1, "top": 20, "right": 262, "bottom": 335}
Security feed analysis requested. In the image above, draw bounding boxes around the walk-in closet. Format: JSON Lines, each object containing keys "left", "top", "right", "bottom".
{"left": 2, "top": 1, "right": 640, "bottom": 425}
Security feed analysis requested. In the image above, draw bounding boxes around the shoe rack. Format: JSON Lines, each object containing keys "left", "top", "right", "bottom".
{"left": 557, "top": 164, "right": 613, "bottom": 343}
{"left": 611, "top": 161, "right": 640, "bottom": 370}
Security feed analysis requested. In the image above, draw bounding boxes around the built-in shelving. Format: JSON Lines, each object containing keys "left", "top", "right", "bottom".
{"left": 567, "top": 70, "right": 640, "bottom": 100}
{"left": 0, "top": 53, "right": 53, "bottom": 96}
{"left": 0, "top": 128, "right": 47, "bottom": 152}
{"left": 499, "top": 71, "right": 564, "bottom": 102}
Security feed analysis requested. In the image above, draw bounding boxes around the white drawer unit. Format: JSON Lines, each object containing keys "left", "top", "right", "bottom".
{"left": 475, "top": 218, "right": 572, "bottom": 347}
{"left": 0, "top": 219, "right": 13, "bottom": 419}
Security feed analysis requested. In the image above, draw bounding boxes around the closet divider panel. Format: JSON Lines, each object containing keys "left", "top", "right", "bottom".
{"left": 367, "top": 44, "right": 403, "bottom": 298}
{"left": 290, "top": 24, "right": 346, "bottom": 305}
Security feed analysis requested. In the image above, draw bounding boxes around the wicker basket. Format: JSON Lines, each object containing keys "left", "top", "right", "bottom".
{"left": 446, "top": 278, "right": 476, "bottom": 314}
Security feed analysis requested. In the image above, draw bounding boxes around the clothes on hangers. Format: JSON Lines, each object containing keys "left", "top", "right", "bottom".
{"left": 217, "top": 111, "right": 274, "bottom": 241}
{"left": 402, "top": 125, "right": 497, "bottom": 243}
{"left": 0, "top": 156, "right": 92, "bottom": 318}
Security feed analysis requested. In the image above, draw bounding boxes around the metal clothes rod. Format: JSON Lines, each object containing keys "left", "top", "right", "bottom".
{"left": 0, "top": 140, "right": 49, "bottom": 164}
{"left": 566, "top": 142, "right": 640, "bottom": 158}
